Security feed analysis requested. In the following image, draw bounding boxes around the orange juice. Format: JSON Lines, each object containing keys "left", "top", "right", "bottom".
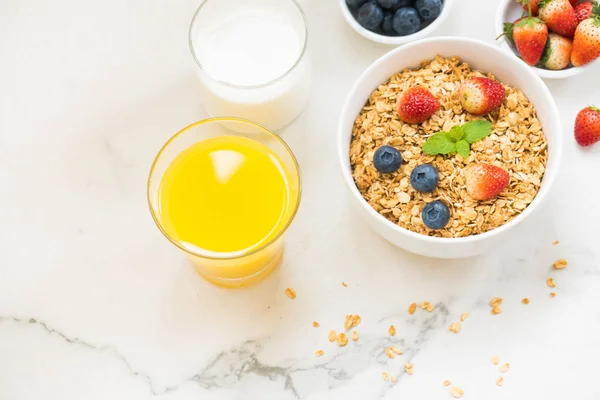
{"left": 157, "top": 135, "right": 298, "bottom": 286}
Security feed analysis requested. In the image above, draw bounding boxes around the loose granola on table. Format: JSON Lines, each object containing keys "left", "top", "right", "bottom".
{"left": 349, "top": 55, "right": 548, "bottom": 238}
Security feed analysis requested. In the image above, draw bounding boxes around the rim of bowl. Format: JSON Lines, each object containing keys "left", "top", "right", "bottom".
{"left": 494, "top": 0, "right": 597, "bottom": 79}
{"left": 339, "top": 0, "right": 455, "bottom": 45}
{"left": 337, "top": 36, "right": 563, "bottom": 244}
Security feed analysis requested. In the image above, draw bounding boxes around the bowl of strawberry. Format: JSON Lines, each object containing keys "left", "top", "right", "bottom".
{"left": 496, "top": 0, "right": 600, "bottom": 79}
{"left": 340, "top": 0, "right": 454, "bottom": 45}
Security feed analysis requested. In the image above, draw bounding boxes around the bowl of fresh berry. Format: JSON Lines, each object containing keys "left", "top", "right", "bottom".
{"left": 337, "top": 37, "right": 562, "bottom": 258}
{"left": 496, "top": 0, "right": 600, "bottom": 79}
{"left": 340, "top": 0, "right": 454, "bottom": 45}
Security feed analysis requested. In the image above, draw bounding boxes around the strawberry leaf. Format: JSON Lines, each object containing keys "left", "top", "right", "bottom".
{"left": 501, "top": 22, "right": 515, "bottom": 44}
{"left": 447, "top": 125, "right": 464, "bottom": 142}
{"left": 539, "top": 37, "right": 552, "bottom": 67}
{"left": 463, "top": 120, "right": 493, "bottom": 144}
{"left": 422, "top": 133, "right": 457, "bottom": 155}
{"left": 456, "top": 140, "right": 470, "bottom": 159}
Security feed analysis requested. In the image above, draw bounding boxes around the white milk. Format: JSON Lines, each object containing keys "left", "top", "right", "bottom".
{"left": 191, "top": 5, "right": 310, "bottom": 131}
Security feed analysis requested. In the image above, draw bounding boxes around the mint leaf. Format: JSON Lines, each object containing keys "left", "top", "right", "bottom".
{"left": 456, "top": 140, "right": 470, "bottom": 159}
{"left": 447, "top": 125, "right": 464, "bottom": 142}
{"left": 463, "top": 120, "right": 493, "bottom": 144}
{"left": 422, "top": 133, "right": 457, "bottom": 155}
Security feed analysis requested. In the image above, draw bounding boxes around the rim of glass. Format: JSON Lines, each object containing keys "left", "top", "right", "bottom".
{"left": 188, "top": 0, "right": 309, "bottom": 90}
{"left": 147, "top": 117, "right": 302, "bottom": 261}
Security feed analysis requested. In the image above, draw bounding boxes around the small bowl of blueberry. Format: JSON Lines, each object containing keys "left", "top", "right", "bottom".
{"left": 340, "top": 0, "right": 453, "bottom": 45}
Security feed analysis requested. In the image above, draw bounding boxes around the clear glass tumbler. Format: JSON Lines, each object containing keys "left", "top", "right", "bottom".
{"left": 147, "top": 118, "right": 301, "bottom": 288}
{"left": 188, "top": 0, "right": 311, "bottom": 132}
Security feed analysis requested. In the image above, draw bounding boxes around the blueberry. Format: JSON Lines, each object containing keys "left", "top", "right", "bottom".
{"left": 422, "top": 200, "right": 450, "bottom": 230}
{"left": 392, "top": 7, "right": 421, "bottom": 36}
{"left": 356, "top": 2, "right": 384, "bottom": 31}
{"left": 410, "top": 164, "right": 439, "bottom": 192}
{"left": 346, "top": 0, "right": 368, "bottom": 8}
{"left": 373, "top": 145, "right": 402, "bottom": 174}
{"left": 381, "top": 12, "right": 395, "bottom": 35}
{"left": 415, "top": 0, "right": 442, "bottom": 21}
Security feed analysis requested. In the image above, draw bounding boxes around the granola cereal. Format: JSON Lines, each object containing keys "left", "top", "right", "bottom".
{"left": 349, "top": 56, "right": 548, "bottom": 237}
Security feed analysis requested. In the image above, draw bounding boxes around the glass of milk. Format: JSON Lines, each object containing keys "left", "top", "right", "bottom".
{"left": 189, "top": 0, "right": 311, "bottom": 132}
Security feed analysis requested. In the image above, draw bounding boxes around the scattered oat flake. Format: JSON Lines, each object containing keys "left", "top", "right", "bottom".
{"left": 285, "top": 288, "right": 296, "bottom": 299}
{"left": 352, "top": 331, "right": 359, "bottom": 341}
{"left": 344, "top": 315, "right": 353, "bottom": 330}
{"left": 553, "top": 259, "right": 568, "bottom": 269}
{"left": 328, "top": 330, "right": 337, "bottom": 342}
{"left": 491, "top": 306, "right": 502, "bottom": 315}
{"left": 553, "top": 240, "right": 559, "bottom": 245}
{"left": 450, "top": 386, "right": 464, "bottom": 398}
{"left": 449, "top": 321, "right": 461, "bottom": 333}
{"left": 550, "top": 292, "right": 557, "bottom": 298}
{"left": 521, "top": 298, "right": 530, "bottom": 305}
{"left": 385, "top": 348, "right": 396, "bottom": 359}
{"left": 404, "top": 363, "right": 413, "bottom": 375}
{"left": 460, "top": 312, "right": 469, "bottom": 321}
{"left": 408, "top": 303, "right": 417, "bottom": 314}
{"left": 500, "top": 363, "right": 510, "bottom": 373}
{"left": 443, "top": 380, "right": 451, "bottom": 387}
{"left": 546, "top": 278, "right": 556, "bottom": 288}
{"left": 342, "top": 281, "right": 348, "bottom": 287}
{"left": 391, "top": 346, "right": 403, "bottom": 355}
{"left": 315, "top": 349, "right": 324, "bottom": 357}
{"left": 489, "top": 297, "right": 503, "bottom": 307}
{"left": 491, "top": 355, "right": 500, "bottom": 366}
{"left": 389, "top": 325, "right": 396, "bottom": 336}
{"left": 382, "top": 372, "right": 390, "bottom": 381}
{"left": 312, "top": 321, "right": 320, "bottom": 328}
{"left": 391, "top": 374, "right": 397, "bottom": 382}
{"left": 338, "top": 332, "right": 348, "bottom": 347}
{"left": 420, "top": 301, "right": 434, "bottom": 312}
{"left": 496, "top": 376, "right": 504, "bottom": 386}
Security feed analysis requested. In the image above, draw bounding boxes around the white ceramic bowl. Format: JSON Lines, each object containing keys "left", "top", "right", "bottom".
{"left": 339, "top": 0, "right": 454, "bottom": 45}
{"left": 337, "top": 37, "right": 562, "bottom": 259}
{"left": 495, "top": 0, "right": 597, "bottom": 79}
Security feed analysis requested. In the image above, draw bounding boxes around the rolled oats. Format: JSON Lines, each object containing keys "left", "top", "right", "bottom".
{"left": 389, "top": 325, "right": 396, "bottom": 336}
{"left": 408, "top": 303, "right": 417, "bottom": 314}
{"left": 285, "top": 288, "right": 296, "bottom": 300}
{"left": 315, "top": 349, "right": 324, "bottom": 357}
{"left": 349, "top": 56, "right": 548, "bottom": 237}
{"left": 460, "top": 312, "right": 469, "bottom": 321}
{"left": 546, "top": 278, "right": 556, "bottom": 288}
{"left": 553, "top": 259, "right": 568, "bottom": 269}
{"left": 312, "top": 321, "right": 320, "bottom": 328}
{"left": 352, "top": 331, "right": 359, "bottom": 341}
{"left": 444, "top": 380, "right": 452, "bottom": 387}
{"left": 450, "top": 386, "right": 464, "bottom": 398}
{"left": 449, "top": 321, "right": 461, "bottom": 333}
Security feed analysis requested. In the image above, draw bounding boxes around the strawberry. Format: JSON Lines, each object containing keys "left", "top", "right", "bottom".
{"left": 541, "top": 33, "right": 573, "bottom": 69}
{"left": 396, "top": 86, "right": 440, "bottom": 124}
{"left": 538, "top": 0, "right": 578, "bottom": 37}
{"left": 574, "top": 1, "right": 598, "bottom": 22}
{"left": 459, "top": 77, "right": 506, "bottom": 116}
{"left": 465, "top": 163, "right": 511, "bottom": 201}
{"left": 574, "top": 106, "right": 600, "bottom": 146}
{"left": 504, "top": 17, "right": 548, "bottom": 66}
{"left": 519, "top": 0, "right": 541, "bottom": 16}
{"left": 569, "top": 0, "right": 580, "bottom": 5}
{"left": 571, "top": 14, "right": 600, "bottom": 66}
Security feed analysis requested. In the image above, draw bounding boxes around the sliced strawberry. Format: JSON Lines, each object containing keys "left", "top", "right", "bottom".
{"left": 541, "top": 33, "right": 573, "bottom": 69}
{"left": 465, "top": 164, "right": 511, "bottom": 201}
{"left": 459, "top": 77, "right": 506, "bottom": 116}
{"left": 509, "top": 17, "right": 549, "bottom": 66}
{"left": 539, "top": 0, "right": 578, "bottom": 37}
{"left": 571, "top": 14, "right": 600, "bottom": 66}
{"left": 397, "top": 86, "right": 440, "bottom": 124}
{"left": 574, "top": 106, "right": 600, "bottom": 146}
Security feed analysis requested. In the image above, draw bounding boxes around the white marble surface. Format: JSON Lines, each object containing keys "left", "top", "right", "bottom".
{"left": 2, "top": 0, "right": 600, "bottom": 399}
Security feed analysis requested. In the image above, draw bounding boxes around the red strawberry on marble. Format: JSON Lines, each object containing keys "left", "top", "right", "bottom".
{"left": 574, "top": 106, "right": 600, "bottom": 146}
{"left": 505, "top": 17, "right": 549, "bottom": 65}
{"left": 571, "top": 13, "right": 600, "bottom": 66}
{"left": 397, "top": 86, "right": 440, "bottom": 124}
{"left": 459, "top": 77, "right": 506, "bottom": 116}
{"left": 465, "top": 163, "right": 511, "bottom": 201}
{"left": 574, "top": 1, "right": 598, "bottom": 22}
{"left": 541, "top": 33, "right": 573, "bottom": 69}
{"left": 538, "top": 0, "right": 578, "bottom": 37}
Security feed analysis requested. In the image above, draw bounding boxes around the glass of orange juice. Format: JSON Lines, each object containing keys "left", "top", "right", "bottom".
{"left": 148, "top": 118, "right": 301, "bottom": 288}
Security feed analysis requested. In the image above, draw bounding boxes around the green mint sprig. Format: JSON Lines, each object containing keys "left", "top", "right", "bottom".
{"left": 422, "top": 120, "right": 493, "bottom": 159}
